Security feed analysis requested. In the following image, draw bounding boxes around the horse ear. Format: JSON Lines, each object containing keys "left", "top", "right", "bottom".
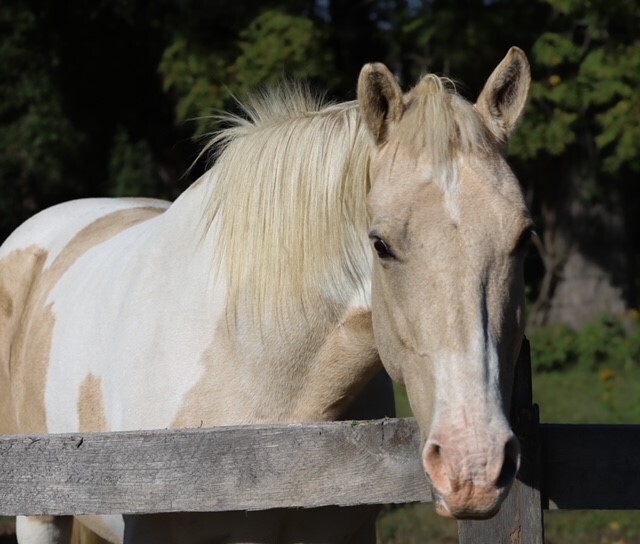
{"left": 476, "top": 47, "right": 531, "bottom": 140}
{"left": 358, "top": 63, "right": 404, "bottom": 145}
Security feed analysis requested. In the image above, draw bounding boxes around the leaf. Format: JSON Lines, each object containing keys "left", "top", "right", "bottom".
{"left": 532, "top": 32, "right": 582, "bottom": 67}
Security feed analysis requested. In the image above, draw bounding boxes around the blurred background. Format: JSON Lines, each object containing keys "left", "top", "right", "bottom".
{"left": 1, "top": 0, "right": 639, "bottom": 542}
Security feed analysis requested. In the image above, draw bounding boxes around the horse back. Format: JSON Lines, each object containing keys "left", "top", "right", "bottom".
{"left": 0, "top": 198, "right": 167, "bottom": 434}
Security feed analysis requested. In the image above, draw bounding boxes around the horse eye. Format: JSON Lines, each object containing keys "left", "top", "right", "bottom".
{"left": 514, "top": 227, "right": 535, "bottom": 254}
{"left": 371, "top": 236, "right": 395, "bottom": 260}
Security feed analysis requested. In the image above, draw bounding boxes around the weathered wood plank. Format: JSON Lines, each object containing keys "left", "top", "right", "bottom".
{"left": 0, "top": 418, "right": 431, "bottom": 516}
{"left": 542, "top": 423, "right": 640, "bottom": 510}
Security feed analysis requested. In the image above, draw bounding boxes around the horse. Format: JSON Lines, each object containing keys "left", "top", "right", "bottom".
{"left": 0, "top": 47, "right": 531, "bottom": 543}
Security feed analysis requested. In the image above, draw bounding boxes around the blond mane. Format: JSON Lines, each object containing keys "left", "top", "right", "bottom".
{"left": 198, "top": 77, "right": 491, "bottom": 322}
{"left": 200, "top": 85, "right": 372, "bottom": 322}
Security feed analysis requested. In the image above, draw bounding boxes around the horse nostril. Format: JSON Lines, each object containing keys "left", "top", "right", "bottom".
{"left": 423, "top": 440, "right": 451, "bottom": 492}
{"left": 424, "top": 441, "right": 441, "bottom": 475}
{"left": 496, "top": 435, "right": 521, "bottom": 488}
{"left": 426, "top": 442, "right": 441, "bottom": 462}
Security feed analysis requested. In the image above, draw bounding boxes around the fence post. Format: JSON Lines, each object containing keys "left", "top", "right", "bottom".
{"left": 457, "top": 338, "right": 544, "bottom": 544}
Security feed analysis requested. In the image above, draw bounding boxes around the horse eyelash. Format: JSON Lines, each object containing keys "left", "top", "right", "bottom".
{"left": 370, "top": 235, "right": 396, "bottom": 260}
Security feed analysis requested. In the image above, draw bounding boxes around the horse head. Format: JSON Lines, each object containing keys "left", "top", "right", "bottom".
{"left": 359, "top": 47, "right": 532, "bottom": 519}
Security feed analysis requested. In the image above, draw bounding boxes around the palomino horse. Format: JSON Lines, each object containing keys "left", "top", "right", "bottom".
{"left": 0, "top": 47, "right": 531, "bottom": 543}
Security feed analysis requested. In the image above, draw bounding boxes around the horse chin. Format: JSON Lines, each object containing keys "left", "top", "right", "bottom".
{"left": 432, "top": 489, "right": 507, "bottom": 521}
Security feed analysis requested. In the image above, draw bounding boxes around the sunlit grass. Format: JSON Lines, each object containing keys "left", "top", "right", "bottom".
{"left": 377, "top": 503, "right": 458, "bottom": 544}
{"left": 533, "top": 362, "right": 640, "bottom": 424}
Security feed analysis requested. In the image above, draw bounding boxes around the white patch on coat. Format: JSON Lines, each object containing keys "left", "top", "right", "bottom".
{"left": 44, "top": 191, "right": 228, "bottom": 433}
{"left": 0, "top": 198, "right": 167, "bottom": 269}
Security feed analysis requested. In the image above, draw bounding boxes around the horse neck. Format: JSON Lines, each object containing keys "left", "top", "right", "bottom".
{"left": 149, "top": 169, "right": 379, "bottom": 425}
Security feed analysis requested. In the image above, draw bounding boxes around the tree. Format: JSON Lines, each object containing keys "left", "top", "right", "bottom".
{"left": 0, "top": 2, "right": 85, "bottom": 237}
{"left": 510, "top": 0, "right": 640, "bottom": 327}
{"left": 0, "top": 0, "right": 191, "bottom": 240}
{"left": 377, "top": 0, "right": 546, "bottom": 92}
{"left": 159, "top": 9, "right": 337, "bottom": 135}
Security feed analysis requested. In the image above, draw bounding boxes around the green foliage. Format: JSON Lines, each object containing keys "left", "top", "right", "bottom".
{"left": 529, "top": 313, "right": 640, "bottom": 373}
{"left": 0, "top": 1, "right": 183, "bottom": 239}
{"left": 233, "top": 10, "right": 334, "bottom": 91}
{"left": 159, "top": 9, "right": 335, "bottom": 135}
{"left": 387, "top": 0, "right": 546, "bottom": 93}
{"left": 532, "top": 320, "right": 640, "bottom": 426}
{"left": 529, "top": 323, "right": 578, "bottom": 372}
{"left": 532, "top": 32, "right": 581, "bottom": 66}
{"left": 574, "top": 314, "right": 626, "bottom": 370}
{"left": 0, "top": 3, "right": 85, "bottom": 235}
{"left": 588, "top": 43, "right": 640, "bottom": 173}
{"left": 108, "top": 128, "right": 158, "bottom": 198}
{"left": 159, "top": 39, "right": 229, "bottom": 129}
{"left": 510, "top": 0, "right": 640, "bottom": 173}
{"left": 0, "top": 73, "right": 83, "bottom": 186}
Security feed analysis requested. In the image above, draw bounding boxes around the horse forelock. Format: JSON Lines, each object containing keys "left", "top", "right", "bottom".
{"left": 199, "top": 85, "right": 372, "bottom": 325}
{"left": 392, "top": 74, "right": 495, "bottom": 190}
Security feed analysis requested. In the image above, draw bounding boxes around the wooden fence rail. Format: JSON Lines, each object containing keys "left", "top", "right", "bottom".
{"left": 1, "top": 341, "right": 639, "bottom": 543}
{"left": 0, "top": 418, "right": 429, "bottom": 516}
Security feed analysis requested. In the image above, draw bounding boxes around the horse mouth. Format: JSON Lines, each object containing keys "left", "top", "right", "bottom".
{"left": 430, "top": 480, "right": 512, "bottom": 520}
{"left": 434, "top": 497, "right": 502, "bottom": 520}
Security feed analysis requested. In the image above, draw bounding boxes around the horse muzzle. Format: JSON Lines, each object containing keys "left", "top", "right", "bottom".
{"left": 422, "top": 430, "right": 521, "bottom": 519}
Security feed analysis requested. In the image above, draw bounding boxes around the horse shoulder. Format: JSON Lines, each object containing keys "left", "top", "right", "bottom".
{"left": 294, "top": 309, "right": 390, "bottom": 421}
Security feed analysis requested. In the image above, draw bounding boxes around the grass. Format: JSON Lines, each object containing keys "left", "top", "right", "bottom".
{"left": 543, "top": 511, "right": 640, "bottom": 544}
{"left": 533, "top": 361, "right": 640, "bottom": 424}
{"left": 377, "top": 504, "right": 459, "bottom": 544}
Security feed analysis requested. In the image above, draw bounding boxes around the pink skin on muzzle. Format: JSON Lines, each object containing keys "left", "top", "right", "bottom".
{"left": 422, "top": 428, "right": 521, "bottom": 519}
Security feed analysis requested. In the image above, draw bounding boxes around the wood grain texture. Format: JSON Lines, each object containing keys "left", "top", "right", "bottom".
{"left": 0, "top": 418, "right": 431, "bottom": 516}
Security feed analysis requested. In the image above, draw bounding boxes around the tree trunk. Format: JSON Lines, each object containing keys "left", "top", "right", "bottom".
{"left": 531, "top": 153, "right": 631, "bottom": 329}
